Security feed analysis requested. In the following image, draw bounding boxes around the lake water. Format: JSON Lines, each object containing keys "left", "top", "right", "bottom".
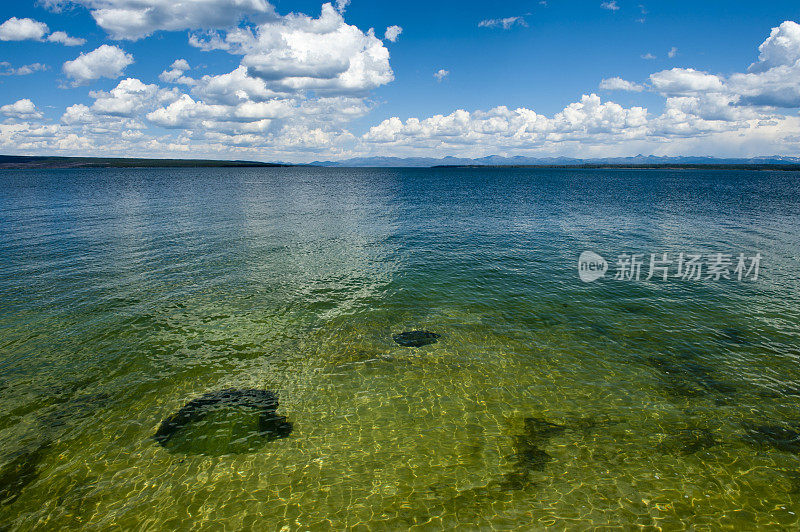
{"left": 1, "top": 167, "right": 799, "bottom": 529}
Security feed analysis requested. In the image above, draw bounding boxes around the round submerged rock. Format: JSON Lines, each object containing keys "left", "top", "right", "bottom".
{"left": 154, "top": 389, "right": 292, "bottom": 455}
{"left": 392, "top": 330, "right": 440, "bottom": 348}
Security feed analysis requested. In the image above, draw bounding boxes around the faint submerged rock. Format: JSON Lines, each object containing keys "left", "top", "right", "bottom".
{"left": 719, "top": 327, "right": 750, "bottom": 345}
{"left": 742, "top": 424, "right": 800, "bottom": 454}
{"left": 501, "top": 417, "right": 566, "bottom": 490}
{"left": 664, "top": 428, "right": 718, "bottom": 455}
{"left": 154, "top": 389, "right": 292, "bottom": 452}
{"left": 645, "top": 356, "right": 736, "bottom": 399}
{"left": 392, "top": 331, "right": 440, "bottom": 348}
{"left": 0, "top": 443, "right": 50, "bottom": 506}
{"left": 521, "top": 417, "right": 567, "bottom": 443}
{"left": 787, "top": 471, "right": 800, "bottom": 494}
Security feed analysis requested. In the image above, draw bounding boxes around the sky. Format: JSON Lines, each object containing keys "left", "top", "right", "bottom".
{"left": 1, "top": 0, "right": 800, "bottom": 162}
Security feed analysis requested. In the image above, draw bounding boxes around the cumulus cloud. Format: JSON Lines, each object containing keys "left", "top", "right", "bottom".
{"left": 0, "top": 62, "right": 48, "bottom": 76}
{"left": 47, "top": 31, "right": 86, "bottom": 46}
{"left": 1, "top": 99, "right": 43, "bottom": 120}
{"left": 50, "top": 0, "right": 276, "bottom": 40}
{"left": 5, "top": 13, "right": 800, "bottom": 163}
{"left": 363, "top": 95, "right": 649, "bottom": 149}
{"left": 728, "top": 65, "right": 800, "bottom": 107}
{"left": 359, "top": 92, "right": 780, "bottom": 158}
{"left": 646, "top": 22, "right": 800, "bottom": 108}
{"left": 385, "top": 25, "right": 402, "bottom": 42}
{"left": 649, "top": 68, "right": 725, "bottom": 94}
{"left": 600, "top": 77, "right": 645, "bottom": 92}
{"left": 190, "top": 66, "right": 274, "bottom": 104}
{"left": 478, "top": 16, "right": 528, "bottom": 30}
{"left": 750, "top": 21, "right": 800, "bottom": 72}
{"left": 170, "top": 59, "right": 190, "bottom": 71}
{"left": 61, "top": 104, "right": 95, "bottom": 125}
{"left": 434, "top": 69, "right": 449, "bottom": 82}
{"left": 90, "top": 78, "right": 179, "bottom": 116}
{"left": 668, "top": 47, "right": 678, "bottom": 58}
{"left": 209, "top": 3, "right": 393, "bottom": 93}
{"left": 0, "top": 17, "right": 85, "bottom": 45}
{"left": 159, "top": 59, "right": 195, "bottom": 85}
{"left": 0, "top": 17, "right": 49, "bottom": 41}
{"left": 63, "top": 45, "right": 134, "bottom": 86}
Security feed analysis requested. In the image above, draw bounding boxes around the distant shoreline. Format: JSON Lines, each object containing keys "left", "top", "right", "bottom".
{"left": 2, "top": 155, "right": 800, "bottom": 171}
{"left": 0, "top": 155, "right": 293, "bottom": 170}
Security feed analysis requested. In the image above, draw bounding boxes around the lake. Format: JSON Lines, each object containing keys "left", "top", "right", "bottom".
{"left": 1, "top": 167, "right": 799, "bottom": 529}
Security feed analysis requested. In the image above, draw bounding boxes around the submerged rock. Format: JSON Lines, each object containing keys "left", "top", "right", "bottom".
{"left": 0, "top": 443, "right": 50, "bottom": 506}
{"left": 522, "top": 417, "right": 567, "bottom": 443}
{"left": 645, "top": 356, "right": 736, "bottom": 399}
{"left": 392, "top": 330, "right": 440, "bottom": 348}
{"left": 501, "top": 417, "right": 566, "bottom": 490}
{"left": 660, "top": 428, "right": 718, "bottom": 455}
{"left": 154, "top": 389, "right": 292, "bottom": 452}
{"left": 742, "top": 424, "right": 800, "bottom": 454}
{"left": 719, "top": 327, "right": 749, "bottom": 345}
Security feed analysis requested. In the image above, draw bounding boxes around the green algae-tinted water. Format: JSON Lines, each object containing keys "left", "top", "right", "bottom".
{"left": 0, "top": 167, "right": 799, "bottom": 529}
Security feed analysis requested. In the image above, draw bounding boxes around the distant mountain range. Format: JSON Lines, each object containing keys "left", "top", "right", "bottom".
{"left": 312, "top": 155, "right": 800, "bottom": 167}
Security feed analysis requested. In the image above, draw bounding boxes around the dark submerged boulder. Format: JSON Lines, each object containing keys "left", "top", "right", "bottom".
{"left": 392, "top": 331, "right": 440, "bottom": 348}
{"left": 154, "top": 389, "right": 292, "bottom": 453}
{"left": 742, "top": 425, "right": 800, "bottom": 454}
{"left": 501, "top": 417, "right": 566, "bottom": 490}
{"left": 0, "top": 443, "right": 50, "bottom": 506}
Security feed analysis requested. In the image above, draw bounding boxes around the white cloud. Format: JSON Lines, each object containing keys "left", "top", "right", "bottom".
{"left": 0, "top": 17, "right": 48, "bottom": 41}
{"left": 641, "top": 53, "right": 656, "bottom": 60}
{"left": 1, "top": 99, "right": 43, "bottom": 119}
{"left": 363, "top": 95, "right": 649, "bottom": 149}
{"left": 335, "top": 0, "right": 350, "bottom": 13}
{"left": 728, "top": 64, "right": 800, "bottom": 108}
{"left": 434, "top": 69, "right": 449, "bottom": 82}
{"left": 63, "top": 45, "right": 134, "bottom": 86}
{"left": 54, "top": 0, "right": 276, "bottom": 40}
{"left": 646, "top": 22, "right": 800, "bottom": 108}
{"left": 6, "top": 15, "right": 800, "bottom": 163}
{"left": 47, "top": 31, "right": 86, "bottom": 46}
{"left": 170, "top": 59, "right": 190, "bottom": 71}
{"left": 0, "top": 17, "right": 85, "bottom": 45}
{"left": 0, "top": 62, "right": 48, "bottom": 76}
{"left": 385, "top": 25, "right": 402, "bottom": 42}
{"left": 145, "top": 94, "right": 224, "bottom": 128}
{"left": 478, "top": 16, "right": 528, "bottom": 30}
{"left": 227, "top": 3, "right": 393, "bottom": 93}
{"left": 601, "top": 1, "right": 619, "bottom": 11}
{"left": 191, "top": 66, "right": 274, "bottom": 104}
{"left": 649, "top": 68, "right": 725, "bottom": 94}
{"left": 90, "top": 78, "right": 178, "bottom": 116}
{"left": 159, "top": 59, "right": 195, "bottom": 85}
{"left": 61, "top": 104, "right": 95, "bottom": 125}
{"left": 358, "top": 92, "right": 792, "bottom": 159}
{"left": 600, "top": 77, "right": 645, "bottom": 92}
{"left": 750, "top": 21, "right": 800, "bottom": 72}
{"left": 668, "top": 46, "right": 678, "bottom": 58}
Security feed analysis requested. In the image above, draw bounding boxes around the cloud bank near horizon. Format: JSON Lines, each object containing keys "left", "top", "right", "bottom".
{"left": 1, "top": 2, "right": 800, "bottom": 162}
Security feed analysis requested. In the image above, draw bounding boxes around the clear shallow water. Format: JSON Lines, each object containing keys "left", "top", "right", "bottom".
{"left": 0, "top": 167, "right": 799, "bottom": 529}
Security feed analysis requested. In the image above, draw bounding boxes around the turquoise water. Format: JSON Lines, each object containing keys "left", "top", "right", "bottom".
{"left": 0, "top": 167, "right": 799, "bottom": 529}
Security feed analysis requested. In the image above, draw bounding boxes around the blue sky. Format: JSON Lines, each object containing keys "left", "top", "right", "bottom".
{"left": 1, "top": 0, "right": 800, "bottom": 162}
